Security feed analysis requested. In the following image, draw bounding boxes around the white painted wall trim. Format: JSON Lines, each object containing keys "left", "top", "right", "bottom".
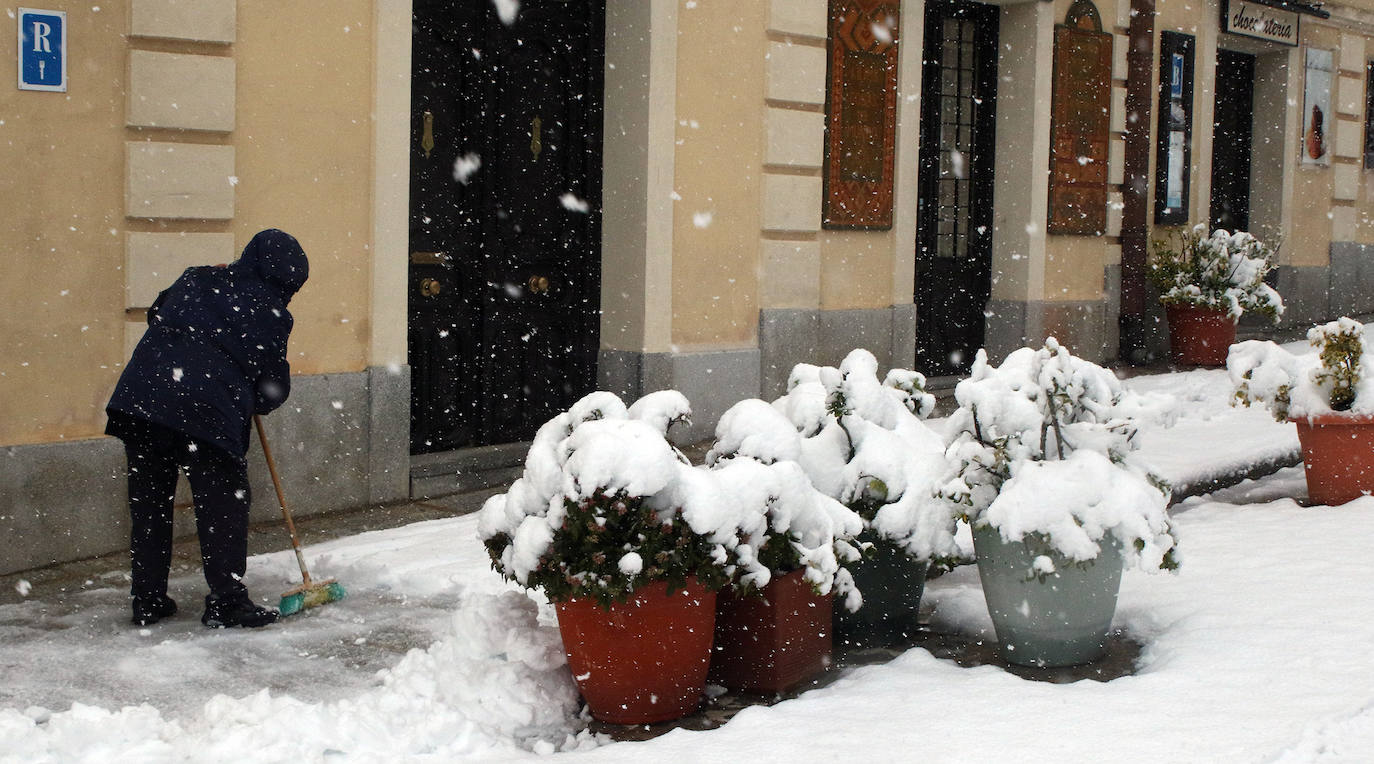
{"left": 891, "top": 0, "right": 924, "bottom": 305}
{"left": 602, "top": 0, "right": 678, "bottom": 353}
{"left": 370, "top": 0, "right": 411, "bottom": 368}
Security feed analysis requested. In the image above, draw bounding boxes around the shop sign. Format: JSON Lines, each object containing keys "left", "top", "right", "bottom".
{"left": 1222, "top": 0, "right": 1299, "bottom": 47}
{"left": 17, "top": 8, "right": 66, "bottom": 92}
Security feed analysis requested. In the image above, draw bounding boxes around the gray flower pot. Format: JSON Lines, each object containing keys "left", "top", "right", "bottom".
{"left": 833, "top": 531, "right": 928, "bottom": 648}
{"left": 972, "top": 524, "right": 1125, "bottom": 668}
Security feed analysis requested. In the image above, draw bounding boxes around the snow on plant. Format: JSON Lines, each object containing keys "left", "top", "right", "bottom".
{"left": 1230, "top": 317, "right": 1374, "bottom": 419}
{"left": 936, "top": 339, "right": 1179, "bottom": 572}
{"left": 479, "top": 390, "right": 790, "bottom": 609}
{"left": 760, "top": 349, "right": 959, "bottom": 570}
{"left": 1148, "top": 224, "right": 1284, "bottom": 321}
{"left": 705, "top": 400, "right": 865, "bottom": 608}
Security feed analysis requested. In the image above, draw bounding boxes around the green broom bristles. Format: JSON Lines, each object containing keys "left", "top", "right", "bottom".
{"left": 279, "top": 579, "right": 346, "bottom": 617}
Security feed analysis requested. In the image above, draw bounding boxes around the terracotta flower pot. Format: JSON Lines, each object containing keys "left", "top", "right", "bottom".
{"left": 555, "top": 578, "right": 716, "bottom": 724}
{"left": 1165, "top": 304, "right": 1237, "bottom": 367}
{"left": 1293, "top": 413, "right": 1374, "bottom": 506}
{"left": 710, "top": 568, "right": 833, "bottom": 693}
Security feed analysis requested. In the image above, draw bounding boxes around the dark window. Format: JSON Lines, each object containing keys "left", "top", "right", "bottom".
{"left": 1365, "top": 62, "right": 1374, "bottom": 169}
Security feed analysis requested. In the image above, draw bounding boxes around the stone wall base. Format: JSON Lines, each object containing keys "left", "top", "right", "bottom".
{"left": 1, "top": 366, "right": 410, "bottom": 576}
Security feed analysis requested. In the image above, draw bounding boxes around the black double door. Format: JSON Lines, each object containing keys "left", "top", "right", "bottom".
{"left": 409, "top": 0, "right": 604, "bottom": 454}
{"left": 915, "top": 0, "right": 998, "bottom": 377}
{"left": 1210, "top": 49, "right": 1255, "bottom": 233}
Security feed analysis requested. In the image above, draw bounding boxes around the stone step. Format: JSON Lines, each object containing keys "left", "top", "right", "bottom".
{"left": 409, "top": 442, "right": 529, "bottom": 499}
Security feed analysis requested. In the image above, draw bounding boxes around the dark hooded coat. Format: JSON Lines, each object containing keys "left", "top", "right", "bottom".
{"left": 106, "top": 229, "right": 309, "bottom": 458}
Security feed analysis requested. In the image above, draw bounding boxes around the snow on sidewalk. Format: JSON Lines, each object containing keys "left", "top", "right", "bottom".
{"left": 565, "top": 494, "right": 1374, "bottom": 762}
{"left": 1, "top": 366, "right": 1364, "bottom": 763}
{"left": 9, "top": 490, "right": 1374, "bottom": 762}
{"left": 1126, "top": 368, "right": 1301, "bottom": 497}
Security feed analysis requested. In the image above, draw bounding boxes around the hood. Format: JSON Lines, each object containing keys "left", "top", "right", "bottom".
{"left": 234, "top": 229, "right": 309, "bottom": 300}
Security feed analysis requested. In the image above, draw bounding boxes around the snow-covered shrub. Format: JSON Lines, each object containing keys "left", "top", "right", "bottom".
{"left": 479, "top": 391, "right": 783, "bottom": 609}
{"left": 1148, "top": 224, "right": 1283, "bottom": 321}
{"left": 936, "top": 339, "right": 1179, "bottom": 572}
{"left": 706, "top": 400, "right": 865, "bottom": 607}
{"left": 1230, "top": 317, "right": 1374, "bottom": 420}
{"left": 757, "top": 349, "right": 959, "bottom": 571}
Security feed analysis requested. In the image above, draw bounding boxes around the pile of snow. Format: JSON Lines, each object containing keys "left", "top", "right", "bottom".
{"left": 937, "top": 340, "right": 1178, "bottom": 570}
{"left": 765, "top": 349, "right": 957, "bottom": 566}
{"left": 1154, "top": 224, "right": 1284, "bottom": 320}
{"left": 478, "top": 390, "right": 862, "bottom": 603}
{"left": 1231, "top": 316, "right": 1374, "bottom": 419}
{"left": 705, "top": 400, "right": 864, "bottom": 599}
{"left": 0, "top": 589, "right": 596, "bottom": 760}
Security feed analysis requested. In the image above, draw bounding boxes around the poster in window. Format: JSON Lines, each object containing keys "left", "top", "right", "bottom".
{"left": 1155, "top": 31, "right": 1193, "bottom": 225}
{"left": 824, "top": 0, "right": 900, "bottom": 229}
{"left": 1304, "top": 48, "right": 1332, "bottom": 166}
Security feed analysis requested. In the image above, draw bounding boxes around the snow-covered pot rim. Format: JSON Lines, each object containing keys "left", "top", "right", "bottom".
{"left": 969, "top": 449, "right": 1177, "bottom": 572}
{"left": 1287, "top": 412, "right": 1374, "bottom": 426}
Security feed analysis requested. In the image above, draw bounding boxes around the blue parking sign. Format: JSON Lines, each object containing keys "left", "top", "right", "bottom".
{"left": 18, "top": 8, "right": 66, "bottom": 92}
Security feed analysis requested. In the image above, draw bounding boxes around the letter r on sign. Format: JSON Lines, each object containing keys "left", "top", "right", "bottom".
{"left": 31, "top": 21, "right": 50, "bottom": 52}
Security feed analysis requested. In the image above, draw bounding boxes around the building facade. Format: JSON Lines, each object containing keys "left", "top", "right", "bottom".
{"left": 3, "top": 0, "right": 1372, "bottom": 574}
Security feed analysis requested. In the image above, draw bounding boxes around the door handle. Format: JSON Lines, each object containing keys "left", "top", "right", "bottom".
{"left": 419, "top": 277, "right": 442, "bottom": 297}
{"left": 422, "top": 111, "right": 435, "bottom": 158}
{"left": 527, "top": 275, "right": 550, "bottom": 294}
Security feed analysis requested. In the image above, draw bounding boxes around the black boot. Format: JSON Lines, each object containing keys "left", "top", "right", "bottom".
{"left": 201, "top": 593, "right": 279, "bottom": 629}
{"left": 131, "top": 594, "right": 178, "bottom": 626}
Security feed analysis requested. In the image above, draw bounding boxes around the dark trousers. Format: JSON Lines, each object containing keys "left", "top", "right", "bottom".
{"left": 119, "top": 419, "right": 251, "bottom": 601}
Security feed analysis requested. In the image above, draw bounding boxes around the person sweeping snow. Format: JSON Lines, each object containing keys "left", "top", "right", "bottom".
{"left": 105, "top": 229, "right": 308, "bottom": 629}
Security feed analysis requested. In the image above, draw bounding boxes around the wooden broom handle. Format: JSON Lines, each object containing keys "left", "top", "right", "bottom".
{"left": 253, "top": 414, "right": 313, "bottom": 586}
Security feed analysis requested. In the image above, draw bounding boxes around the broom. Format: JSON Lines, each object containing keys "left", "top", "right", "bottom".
{"left": 254, "top": 415, "right": 346, "bottom": 616}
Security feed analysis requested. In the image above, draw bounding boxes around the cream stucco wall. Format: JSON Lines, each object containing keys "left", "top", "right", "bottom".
{"left": 236, "top": 2, "right": 374, "bottom": 376}
{"left": 0, "top": 2, "right": 381, "bottom": 447}
{"left": 1286, "top": 21, "right": 1342, "bottom": 266}
{"left": 0, "top": 5, "right": 130, "bottom": 446}
{"left": 820, "top": 231, "right": 900, "bottom": 309}
{"left": 669, "top": 1, "right": 766, "bottom": 348}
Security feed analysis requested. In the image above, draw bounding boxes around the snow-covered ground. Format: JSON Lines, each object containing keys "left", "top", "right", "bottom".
{"left": 4, "top": 364, "right": 1372, "bottom": 762}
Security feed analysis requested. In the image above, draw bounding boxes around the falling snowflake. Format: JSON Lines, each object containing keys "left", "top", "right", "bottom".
{"left": 559, "top": 192, "right": 590, "bottom": 213}
{"left": 949, "top": 149, "right": 966, "bottom": 179}
{"left": 453, "top": 153, "right": 482, "bottom": 185}
{"left": 492, "top": 0, "right": 519, "bottom": 25}
{"left": 693, "top": 211, "right": 714, "bottom": 228}
{"left": 870, "top": 18, "right": 893, "bottom": 44}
